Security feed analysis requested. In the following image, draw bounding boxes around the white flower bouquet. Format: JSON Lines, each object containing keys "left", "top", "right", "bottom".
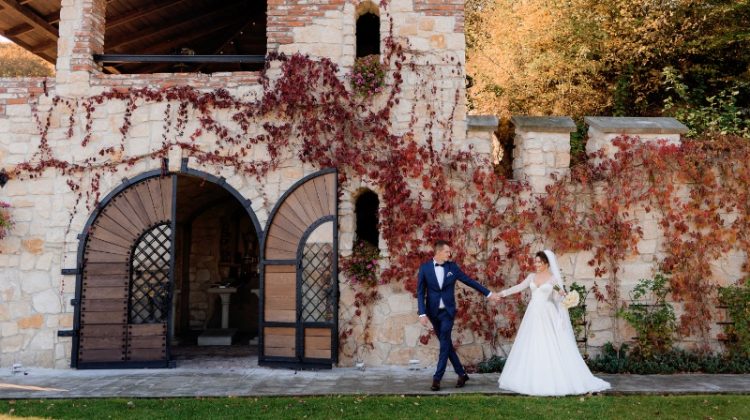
{"left": 561, "top": 290, "right": 580, "bottom": 309}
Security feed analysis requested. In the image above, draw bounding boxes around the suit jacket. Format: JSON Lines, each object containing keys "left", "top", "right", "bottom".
{"left": 417, "top": 260, "right": 490, "bottom": 319}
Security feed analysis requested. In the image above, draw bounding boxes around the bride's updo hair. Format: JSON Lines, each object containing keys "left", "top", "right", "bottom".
{"left": 535, "top": 251, "right": 550, "bottom": 265}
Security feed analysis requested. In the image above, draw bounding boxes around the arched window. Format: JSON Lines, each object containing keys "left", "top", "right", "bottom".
{"left": 356, "top": 8, "right": 380, "bottom": 58}
{"left": 129, "top": 223, "right": 172, "bottom": 324}
{"left": 355, "top": 189, "right": 379, "bottom": 247}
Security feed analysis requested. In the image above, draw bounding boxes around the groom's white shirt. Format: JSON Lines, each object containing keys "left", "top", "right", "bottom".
{"left": 434, "top": 260, "right": 446, "bottom": 309}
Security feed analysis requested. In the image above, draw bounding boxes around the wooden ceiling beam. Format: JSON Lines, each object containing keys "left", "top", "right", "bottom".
{"left": 0, "top": 0, "right": 59, "bottom": 40}
{"left": 106, "top": 0, "right": 189, "bottom": 30}
{"left": 140, "top": 21, "right": 242, "bottom": 54}
{"left": 108, "top": 1, "right": 250, "bottom": 51}
{"left": 4, "top": 22, "right": 33, "bottom": 36}
{"left": 43, "top": 11, "right": 59, "bottom": 25}
{"left": 118, "top": 20, "right": 243, "bottom": 74}
{"left": 31, "top": 39, "right": 57, "bottom": 53}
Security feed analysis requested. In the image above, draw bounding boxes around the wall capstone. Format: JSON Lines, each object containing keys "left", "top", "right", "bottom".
{"left": 585, "top": 117, "right": 688, "bottom": 158}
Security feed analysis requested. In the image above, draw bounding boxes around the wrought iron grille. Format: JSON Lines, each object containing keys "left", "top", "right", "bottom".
{"left": 301, "top": 242, "right": 334, "bottom": 322}
{"left": 129, "top": 223, "right": 172, "bottom": 324}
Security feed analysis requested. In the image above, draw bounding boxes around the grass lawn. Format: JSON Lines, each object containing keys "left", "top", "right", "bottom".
{"left": 1, "top": 394, "right": 748, "bottom": 419}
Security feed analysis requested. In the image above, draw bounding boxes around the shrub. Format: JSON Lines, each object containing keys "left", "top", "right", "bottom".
{"left": 567, "top": 281, "right": 590, "bottom": 343}
{"left": 476, "top": 355, "right": 506, "bottom": 373}
{"left": 587, "top": 343, "right": 750, "bottom": 374}
{"left": 717, "top": 279, "right": 750, "bottom": 358}
{"left": 618, "top": 273, "right": 677, "bottom": 358}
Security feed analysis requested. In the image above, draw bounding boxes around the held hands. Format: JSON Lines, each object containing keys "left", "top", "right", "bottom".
{"left": 488, "top": 292, "right": 503, "bottom": 303}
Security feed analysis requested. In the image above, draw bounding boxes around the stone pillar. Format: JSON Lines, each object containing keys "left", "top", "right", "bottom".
{"left": 56, "top": 0, "right": 106, "bottom": 96}
{"left": 465, "top": 115, "right": 497, "bottom": 159}
{"left": 584, "top": 117, "right": 688, "bottom": 158}
{"left": 511, "top": 116, "right": 575, "bottom": 194}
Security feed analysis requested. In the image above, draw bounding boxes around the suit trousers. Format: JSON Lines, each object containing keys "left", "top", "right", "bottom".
{"left": 429, "top": 308, "right": 466, "bottom": 381}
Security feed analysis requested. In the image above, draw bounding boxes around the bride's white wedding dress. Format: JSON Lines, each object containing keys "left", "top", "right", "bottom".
{"left": 498, "top": 273, "right": 610, "bottom": 396}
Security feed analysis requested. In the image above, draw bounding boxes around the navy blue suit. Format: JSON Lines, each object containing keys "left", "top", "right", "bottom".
{"left": 417, "top": 260, "right": 490, "bottom": 381}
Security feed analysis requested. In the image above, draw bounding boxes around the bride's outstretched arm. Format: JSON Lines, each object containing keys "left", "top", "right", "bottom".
{"left": 499, "top": 274, "right": 532, "bottom": 297}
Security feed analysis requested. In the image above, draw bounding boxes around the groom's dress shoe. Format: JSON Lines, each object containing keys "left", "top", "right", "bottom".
{"left": 456, "top": 374, "right": 470, "bottom": 388}
{"left": 430, "top": 380, "right": 440, "bottom": 391}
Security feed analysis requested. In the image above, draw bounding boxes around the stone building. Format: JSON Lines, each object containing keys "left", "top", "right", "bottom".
{"left": 0, "top": 1, "right": 745, "bottom": 371}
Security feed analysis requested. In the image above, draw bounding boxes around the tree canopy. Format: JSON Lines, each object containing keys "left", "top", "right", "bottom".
{"left": 0, "top": 42, "right": 54, "bottom": 77}
{"left": 467, "top": 0, "right": 750, "bottom": 136}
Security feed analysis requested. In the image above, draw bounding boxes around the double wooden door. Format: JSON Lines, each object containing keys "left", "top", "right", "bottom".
{"left": 73, "top": 169, "right": 339, "bottom": 369}
{"left": 260, "top": 169, "right": 339, "bottom": 368}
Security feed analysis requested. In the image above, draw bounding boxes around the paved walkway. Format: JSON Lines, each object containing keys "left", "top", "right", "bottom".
{"left": 1, "top": 359, "right": 749, "bottom": 399}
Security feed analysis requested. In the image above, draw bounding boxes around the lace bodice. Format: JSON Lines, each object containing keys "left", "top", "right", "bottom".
{"left": 501, "top": 273, "right": 556, "bottom": 300}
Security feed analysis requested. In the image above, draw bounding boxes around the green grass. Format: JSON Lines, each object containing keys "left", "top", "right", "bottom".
{"left": 1, "top": 395, "right": 748, "bottom": 419}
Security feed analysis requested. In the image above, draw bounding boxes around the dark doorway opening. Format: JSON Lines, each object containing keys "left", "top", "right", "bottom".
{"left": 170, "top": 175, "right": 260, "bottom": 362}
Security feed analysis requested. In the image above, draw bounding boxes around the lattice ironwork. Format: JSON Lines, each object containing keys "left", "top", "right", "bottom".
{"left": 301, "top": 242, "right": 334, "bottom": 322}
{"left": 129, "top": 223, "right": 172, "bottom": 324}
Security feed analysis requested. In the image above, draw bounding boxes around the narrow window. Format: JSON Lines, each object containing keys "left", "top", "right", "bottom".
{"left": 355, "top": 189, "right": 379, "bottom": 247}
{"left": 356, "top": 11, "right": 380, "bottom": 58}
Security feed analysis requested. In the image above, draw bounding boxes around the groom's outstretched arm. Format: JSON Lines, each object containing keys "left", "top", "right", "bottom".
{"left": 453, "top": 265, "right": 491, "bottom": 297}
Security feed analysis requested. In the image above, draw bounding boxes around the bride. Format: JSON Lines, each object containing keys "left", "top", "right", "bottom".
{"left": 497, "top": 250, "right": 610, "bottom": 396}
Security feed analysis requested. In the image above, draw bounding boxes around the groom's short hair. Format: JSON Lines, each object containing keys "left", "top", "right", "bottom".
{"left": 434, "top": 239, "right": 450, "bottom": 250}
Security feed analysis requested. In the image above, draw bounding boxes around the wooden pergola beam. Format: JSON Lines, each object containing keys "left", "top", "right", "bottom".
{"left": 108, "top": 1, "right": 248, "bottom": 51}
{"left": 43, "top": 11, "right": 59, "bottom": 25}
{"left": 31, "top": 39, "right": 57, "bottom": 54}
{"left": 118, "top": 19, "right": 244, "bottom": 74}
{"left": 106, "top": 0, "right": 189, "bottom": 30}
{"left": 4, "top": 22, "right": 33, "bottom": 36}
{"left": 0, "top": 0, "right": 59, "bottom": 40}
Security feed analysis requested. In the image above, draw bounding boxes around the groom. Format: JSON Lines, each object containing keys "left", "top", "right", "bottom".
{"left": 417, "top": 240, "right": 500, "bottom": 391}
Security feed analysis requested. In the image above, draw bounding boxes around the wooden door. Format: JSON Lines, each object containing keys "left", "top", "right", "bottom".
{"left": 260, "top": 169, "right": 338, "bottom": 368}
{"left": 75, "top": 175, "right": 174, "bottom": 368}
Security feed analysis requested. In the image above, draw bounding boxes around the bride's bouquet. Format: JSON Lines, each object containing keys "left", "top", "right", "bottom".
{"left": 553, "top": 284, "right": 581, "bottom": 309}
{"left": 561, "top": 290, "right": 580, "bottom": 309}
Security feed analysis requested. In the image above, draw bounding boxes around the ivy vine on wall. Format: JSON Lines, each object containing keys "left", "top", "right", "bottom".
{"left": 1, "top": 18, "right": 749, "bottom": 357}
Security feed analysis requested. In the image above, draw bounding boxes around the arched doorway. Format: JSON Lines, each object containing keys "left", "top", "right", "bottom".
{"left": 71, "top": 169, "right": 262, "bottom": 368}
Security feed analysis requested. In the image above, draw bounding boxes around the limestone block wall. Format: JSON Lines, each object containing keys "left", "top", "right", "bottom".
{"left": 0, "top": 1, "right": 746, "bottom": 371}
{"left": 511, "top": 116, "right": 575, "bottom": 194}
{"left": 336, "top": 115, "right": 746, "bottom": 369}
{"left": 0, "top": 0, "right": 471, "bottom": 369}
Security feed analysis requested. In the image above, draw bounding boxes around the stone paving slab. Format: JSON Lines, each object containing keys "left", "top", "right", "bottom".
{"left": 1, "top": 365, "right": 749, "bottom": 399}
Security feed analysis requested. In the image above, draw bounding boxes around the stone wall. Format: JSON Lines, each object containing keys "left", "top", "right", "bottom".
{"left": 336, "top": 115, "right": 746, "bottom": 368}
{"left": 0, "top": 0, "right": 746, "bottom": 371}
{"left": 0, "top": 0, "right": 469, "bottom": 368}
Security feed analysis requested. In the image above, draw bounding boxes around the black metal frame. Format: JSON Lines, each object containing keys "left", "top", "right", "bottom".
{"left": 296, "top": 216, "right": 337, "bottom": 365}
{"left": 93, "top": 54, "right": 266, "bottom": 64}
{"left": 70, "top": 164, "right": 263, "bottom": 369}
{"left": 127, "top": 222, "right": 173, "bottom": 325}
{"left": 259, "top": 168, "right": 339, "bottom": 369}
